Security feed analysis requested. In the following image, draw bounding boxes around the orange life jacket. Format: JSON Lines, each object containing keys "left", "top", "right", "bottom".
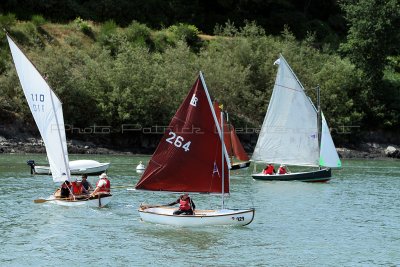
{"left": 96, "top": 178, "right": 111, "bottom": 193}
{"left": 263, "top": 165, "right": 275, "bottom": 175}
{"left": 278, "top": 167, "right": 287, "bottom": 174}
{"left": 179, "top": 198, "right": 191, "bottom": 211}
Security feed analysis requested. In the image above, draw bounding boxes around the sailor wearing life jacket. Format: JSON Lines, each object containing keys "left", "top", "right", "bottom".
{"left": 71, "top": 179, "right": 89, "bottom": 196}
{"left": 263, "top": 163, "right": 276, "bottom": 175}
{"left": 90, "top": 173, "right": 111, "bottom": 197}
{"left": 168, "top": 193, "right": 196, "bottom": 215}
{"left": 278, "top": 164, "right": 289, "bottom": 175}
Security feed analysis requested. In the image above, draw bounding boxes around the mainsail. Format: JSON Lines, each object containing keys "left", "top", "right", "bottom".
{"left": 251, "top": 54, "right": 319, "bottom": 166}
{"left": 7, "top": 35, "right": 70, "bottom": 182}
{"left": 135, "top": 72, "right": 229, "bottom": 194}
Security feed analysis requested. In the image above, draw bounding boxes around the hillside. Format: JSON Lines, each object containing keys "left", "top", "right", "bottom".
{"left": 0, "top": 15, "right": 399, "bottom": 152}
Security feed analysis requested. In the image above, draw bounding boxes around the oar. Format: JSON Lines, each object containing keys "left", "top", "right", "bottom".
{"left": 111, "top": 185, "right": 135, "bottom": 189}
{"left": 140, "top": 203, "right": 165, "bottom": 209}
{"left": 34, "top": 198, "right": 64, "bottom": 203}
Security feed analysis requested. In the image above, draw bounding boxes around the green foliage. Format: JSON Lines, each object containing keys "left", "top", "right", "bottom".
{"left": 0, "top": 13, "right": 16, "bottom": 30}
{"left": 31, "top": 15, "right": 46, "bottom": 27}
{"left": 0, "top": 19, "right": 397, "bottom": 145}
{"left": 339, "top": 0, "right": 400, "bottom": 128}
{"left": 73, "top": 17, "right": 93, "bottom": 36}
{"left": 167, "top": 23, "right": 201, "bottom": 49}
{"left": 125, "top": 21, "right": 151, "bottom": 47}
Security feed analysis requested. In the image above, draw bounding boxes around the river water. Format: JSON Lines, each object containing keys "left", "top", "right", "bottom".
{"left": 0, "top": 154, "right": 399, "bottom": 266}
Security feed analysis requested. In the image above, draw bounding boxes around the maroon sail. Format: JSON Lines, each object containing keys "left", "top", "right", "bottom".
{"left": 230, "top": 126, "right": 250, "bottom": 161}
{"left": 214, "top": 101, "right": 249, "bottom": 162}
{"left": 135, "top": 73, "right": 229, "bottom": 194}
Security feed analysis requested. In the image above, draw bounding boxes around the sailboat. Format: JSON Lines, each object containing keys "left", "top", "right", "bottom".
{"left": 251, "top": 54, "right": 341, "bottom": 182}
{"left": 30, "top": 159, "right": 110, "bottom": 175}
{"left": 213, "top": 102, "right": 250, "bottom": 170}
{"left": 135, "top": 72, "right": 255, "bottom": 226}
{"left": 7, "top": 34, "right": 112, "bottom": 207}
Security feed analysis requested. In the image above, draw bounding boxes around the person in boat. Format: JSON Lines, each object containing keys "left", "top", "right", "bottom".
{"left": 263, "top": 163, "right": 276, "bottom": 175}
{"left": 60, "top": 180, "right": 72, "bottom": 198}
{"left": 90, "top": 173, "right": 111, "bottom": 198}
{"left": 81, "top": 174, "right": 93, "bottom": 191}
{"left": 71, "top": 179, "right": 89, "bottom": 197}
{"left": 167, "top": 193, "right": 196, "bottom": 215}
{"left": 277, "top": 164, "right": 289, "bottom": 175}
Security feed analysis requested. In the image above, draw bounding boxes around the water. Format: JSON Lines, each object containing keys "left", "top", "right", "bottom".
{"left": 1, "top": 154, "right": 399, "bottom": 266}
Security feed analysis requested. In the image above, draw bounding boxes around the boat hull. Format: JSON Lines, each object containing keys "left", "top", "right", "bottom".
{"left": 47, "top": 194, "right": 112, "bottom": 207}
{"left": 138, "top": 206, "right": 255, "bottom": 227}
{"left": 34, "top": 160, "right": 110, "bottom": 175}
{"left": 252, "top": 168, "right": 331, "bottom": 182}
{"left": 230, "top": 161, "right": 251, "bottom": 170}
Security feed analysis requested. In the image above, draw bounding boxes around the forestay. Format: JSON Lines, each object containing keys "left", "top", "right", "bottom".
{"left": 251, "top": 55, "right": 319, "bottom": 167}
{"left": 7, "top": 35, "right": 70, "bottom": 182}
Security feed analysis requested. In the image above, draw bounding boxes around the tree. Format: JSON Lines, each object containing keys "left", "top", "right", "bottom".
{"left": 340, "top": 0, "right": 400, "bottom": 126}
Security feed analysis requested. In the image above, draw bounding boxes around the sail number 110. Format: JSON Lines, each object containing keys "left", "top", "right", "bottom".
{"left": 165, "top": 131, "right": 191, "bottom": 152}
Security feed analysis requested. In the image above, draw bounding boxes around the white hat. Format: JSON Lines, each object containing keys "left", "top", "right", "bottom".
{"left": 99, "top": 173, "right": 108, "bottom": 179}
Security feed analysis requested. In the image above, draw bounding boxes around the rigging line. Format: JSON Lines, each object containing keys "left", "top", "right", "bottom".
{"left": 275, "top": 83, "right": 303, "bottom": 92}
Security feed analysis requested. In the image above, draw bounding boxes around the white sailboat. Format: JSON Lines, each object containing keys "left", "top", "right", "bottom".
{"left": 7, "top": 34, "right": 111, "bottom": 207}
{"left": 32, "top": 159, "right": 110, "bottom": 175}
{"left": 251, "top": 54, "right": 341, "bottom": 182}
{"left": 135, "top": 72, "right": 255, "bottom": 226}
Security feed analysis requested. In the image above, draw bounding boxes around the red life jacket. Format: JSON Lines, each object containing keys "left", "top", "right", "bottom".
{"left": 71, "top": 182, "right": 84, "bottom": 195}
{"left": 96, "top": 178, "right": 111, "bottom": 193}
{"left": 179, "top": 198, "right": 191, "bottom": 211}
{"left": 263, "top": 165, "right": 275, "bottom": 175}
{"left": 278, "top": 167, "right": 287, "bottom": 174}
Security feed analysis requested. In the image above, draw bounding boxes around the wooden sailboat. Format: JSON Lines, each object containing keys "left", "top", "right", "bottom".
{"left": 135, "top": 72, "right": 255, "bottom": 226}
{"left": 7, "top": 34, "right": 111, "bottom": 207}
{"left": 251, "top": 54, "right": 341, "bottom": 182}
{"left": 213, "top": 102, "right": 250, "bottom": 170}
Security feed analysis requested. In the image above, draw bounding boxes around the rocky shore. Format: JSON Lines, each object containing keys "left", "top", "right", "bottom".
{"left": 1, "top": 135, "right": 399, "bottom": 159}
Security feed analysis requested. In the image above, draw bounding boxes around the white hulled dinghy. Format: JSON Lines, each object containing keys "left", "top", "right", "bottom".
{"left": 7, "top": 34, "right": 111, "bottom": 207}
{"left": 135, "top": 72, "right": 255, "bottom": 226}
{"left": 32, "top": 159, "right": 110, "bottom": 175}
{"left": 251, "top": 54, "right": 341, "bottom": 182}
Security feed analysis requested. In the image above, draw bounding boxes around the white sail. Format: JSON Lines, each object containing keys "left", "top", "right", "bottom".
{"left": 320, "top": 113, "right": 342, "bottom": 168}
{"left": 7, "top": 35, "right": 70, "bottom": 182}
{"left": 251, "top": 55, "right": 319, "bottom": 166}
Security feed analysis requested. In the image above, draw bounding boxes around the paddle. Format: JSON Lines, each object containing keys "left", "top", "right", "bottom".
{"left": 111, "top": 185, "right": 135, "bottom": 189}
{"left": 34, "top": 198, "right": 64, "bottom": 203}
{"left": 140, "top": 203, "right": 165, "bottom": 209}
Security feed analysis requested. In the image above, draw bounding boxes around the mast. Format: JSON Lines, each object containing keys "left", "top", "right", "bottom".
{"left": 225, "top": 110, "right": 234, "bottom": 162}
{"left": 316, "top": 85, "right": 322, "bottom": 168}
{"left": 48, "top": 88, "right": 71, "bottom": 181}
{"left": 221, "top": 110, "right": 225, "bottom": 209}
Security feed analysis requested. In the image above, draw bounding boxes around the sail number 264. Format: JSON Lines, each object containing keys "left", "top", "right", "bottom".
{"left": 166, "top": 131, "right": 191, "bottom": 152}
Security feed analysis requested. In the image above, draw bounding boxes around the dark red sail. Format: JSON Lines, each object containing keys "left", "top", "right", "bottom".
{"left": 230, "top": 126, "right": 250, "bottom": 161}
{"left": 214, "top": 101, "right": 249, "bottom": 162}
{"left": 135, "top": 73, "right": 229, "bottom": 194}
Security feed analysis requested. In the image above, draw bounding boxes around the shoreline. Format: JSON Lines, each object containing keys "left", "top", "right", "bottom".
{"left": 1, "top": 136, "right": 399, "bottom": 160}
